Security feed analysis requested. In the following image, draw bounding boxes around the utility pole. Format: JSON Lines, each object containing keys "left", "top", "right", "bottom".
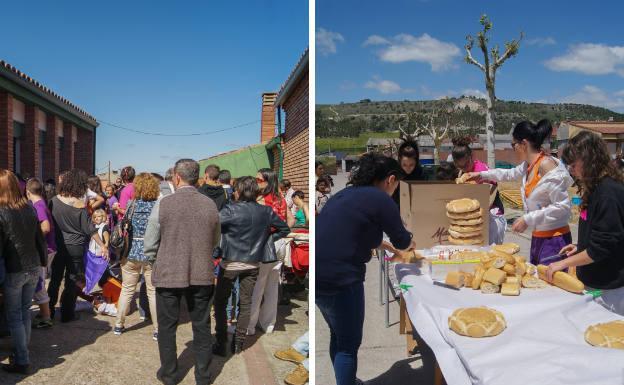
{"left": 108, "top": 160, "right": 111, "bottom": 184}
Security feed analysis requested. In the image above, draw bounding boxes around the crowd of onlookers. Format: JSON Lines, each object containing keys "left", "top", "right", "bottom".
{"left": 0, "top": 158, "right": 310, "bottom": 385}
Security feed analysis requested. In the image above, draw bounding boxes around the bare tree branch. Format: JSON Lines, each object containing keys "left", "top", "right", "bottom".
{"left": 465, "top": 37, "right": 485, "bottom": 71}
{"left": 494, "top": 32, "right": 524, "bottom": 69}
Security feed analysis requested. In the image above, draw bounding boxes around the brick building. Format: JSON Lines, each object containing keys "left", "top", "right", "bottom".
{"left": 199, "top": 49, "right": 309, "bottom": 197}
{"left": 274, "top": 49, "right": 309, "bottom": 195}
{"left": 558, "top": 120, "right": 624, "bottom": 156}
{"left": 0, "top": 60, "right": 97, "bottom": 180}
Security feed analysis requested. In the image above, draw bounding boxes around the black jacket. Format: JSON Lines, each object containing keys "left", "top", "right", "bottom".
{"left": 577, "top": 177, "right": 624, "bottom": 290}
{"left": 198, "top": 184, "right": 228, "bottom": 211}
{"left": 0, "top": 205, "right": 47, "bottom": 274}
{"left": 219, "top": 201, "right": 290, "bottom": 263}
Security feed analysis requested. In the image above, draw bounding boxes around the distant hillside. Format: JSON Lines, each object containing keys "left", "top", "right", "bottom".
{"left": 316, "top": 97, "right": 624, "bottom": 138}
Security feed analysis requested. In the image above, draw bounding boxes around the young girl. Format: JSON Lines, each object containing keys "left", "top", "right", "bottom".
{"left": 547, "top": 131, "right": 624, "bottom": 315}
{"left": 84, "top": 209, "right": 110, "bottom": 295}
{"left": 464, "top": 119, "right": 573, "bottom": 265}
{"left": 26, "top": 178, "right": 56, "bottom": 329}
{"left": 315, "top": 176, "right": 332, "bottom": 214}
{"left": 452, "top": 137, "right": 507, "bottom": 245}
{"left": 392, "top": 139, "right": 424, "bottom": 206}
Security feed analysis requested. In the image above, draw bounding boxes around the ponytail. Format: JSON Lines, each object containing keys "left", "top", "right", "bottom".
{"left": 512, "top": 119, "right": 553, "bottom": 151}
{"left": 451, "top": 136, "right": 473, "bottom": 160}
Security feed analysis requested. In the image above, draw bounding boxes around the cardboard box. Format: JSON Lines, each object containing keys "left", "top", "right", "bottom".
{"left": 399, "top": 181, "right": 490, "bottom": 249}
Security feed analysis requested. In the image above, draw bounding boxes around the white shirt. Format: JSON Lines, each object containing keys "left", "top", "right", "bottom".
{"left": 89, "top": 223, "right": 107, "bottom": 256}
{"left": 480, "top": 158, "right": 573, "bottom": 232}
{"left": 82, "top": 188, "right": 98, "bottom": 204}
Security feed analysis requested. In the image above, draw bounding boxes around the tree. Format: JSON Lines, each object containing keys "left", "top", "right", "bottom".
{"left": 399, "top": 107, "right": 459, "bottom": 165}
{"left": 465, "top": 14, "right": 523, "bottom": 167}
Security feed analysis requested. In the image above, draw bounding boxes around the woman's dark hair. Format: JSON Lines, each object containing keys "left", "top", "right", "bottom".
{"left": 451, "top": 136, "right": 473, "bottom": 161}
{"left": 436, "top": 162, "right": 460, "bottom": 181}
{"left": 235, "top": 176, "right": 259, "bottom": 202}
{"left": 315, "top": 161, "right": 324, "bottom": 169}
{"left": 398, "top": 139, "right": 420, "bottom": 162}
{"left": 293, "top": 190, "right": 305, "bottom": 200}
{"left": 348, "top": 153, "right": 405, "bottom": 187}
{"left": 120, "top": 166, "right": 136, "bottom": 183}
{"left": 57, "top": 168, "right": 88, "bottom": 199}
{"left": 151, "top": 173, "right": 164, "bottom": 182}
{"left": 87, "top": 175, "right": 103, "bottom": 196}
{"left": 26, "top": 177, "right": 46, "bottom": 200}
{"left": 258, "top": 168, "right": 280, "bottom": 201}
{"left": 561, "top": 130, "right": 624, "bottom": 210}
{"left": 512, "top": 119, "right": 553, "bottom": 151}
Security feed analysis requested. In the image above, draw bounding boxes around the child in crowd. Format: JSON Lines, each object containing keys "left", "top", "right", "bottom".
{"left": 84, "top": 210, "right": 117, "bottom": 316}
{"left": 26, "top": 178, "right": 56, "bottom": 329}
{"left": 315, "top": 176, "right": 332, "bottom": 214}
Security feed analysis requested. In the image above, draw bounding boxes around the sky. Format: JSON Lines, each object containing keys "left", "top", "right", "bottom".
{"left": 2, "top": 0, "right": 308, "bottom": 173}
{"left": 316, "top": 0, "right": 624, "bottom": 113}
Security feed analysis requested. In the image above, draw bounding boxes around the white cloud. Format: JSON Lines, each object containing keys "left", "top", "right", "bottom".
{"left": 526, "top": 37, "right": 556, "bottom": 47}
{"left": 316, "top": 28, "right": 345, "bottom": 56}
{"left": 364, "top": 78, "right": 403, "bottom": 94}
{"left": 545, "top": 43, "right": 624, "bottom": 76}
{"left": 461, "top": 89, "right": 487, "bottom": 99}
{"left": 363, "top": 35, "right": 390, "bottom": 46}
{"left": 562, "top": 85, "right": 624, "bottom": 112}
{"left": 366, "top": 33, "right": 460, "bottom": 71}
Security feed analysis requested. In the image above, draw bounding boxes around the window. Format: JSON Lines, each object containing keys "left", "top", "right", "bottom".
{"left": 13, "top": 121, "right": 24, "bottom": 174}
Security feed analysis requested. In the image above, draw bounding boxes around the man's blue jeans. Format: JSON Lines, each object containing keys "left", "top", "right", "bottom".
{"left": 316, "top": 282, "right": 365, "bottom": 385}
{"left": 3, "top": 267, "right": 39, "bottom": 365}
{"left": 226, "top": 277, "right": 240, "bottom": 321}
{"left": 292, "top": 331, "right": 309, "bottom": 370}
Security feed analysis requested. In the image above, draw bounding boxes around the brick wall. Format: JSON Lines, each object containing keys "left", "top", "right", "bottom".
{"left": 0, "top": 91, "right": 14, "bottom": 170}
{"left": 22, "top": 104, "right": 40, "bottom": 178}
{"left": 75, "top": 127, "right": 94, "bottom": 173}
{"left": 282, "top": 70, "right": 309, "bottom": 141}
{"left": 261, "top": 93, "right": 277, "bottom": 143}
{"left": 61, "top": 122, "right": 74, "bottom": 171}
{"left": 282, "top": 127, "right": 309, "bottom": 197}
{"left": 281, "top": 70, "right": 309, "bottom": 198}
{"left": 44, "top": 114, "right": 59, "bottom": 181}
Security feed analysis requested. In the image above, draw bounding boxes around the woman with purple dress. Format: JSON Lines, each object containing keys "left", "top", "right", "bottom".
{"left": 464, "top": 119, "right": 573, "bottom": 265}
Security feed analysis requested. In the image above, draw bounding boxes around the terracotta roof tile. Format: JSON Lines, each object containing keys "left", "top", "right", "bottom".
{"left": 565, "top": 121, "right": 624, "bottom": 134}
{"left": 0, "top": 59, "right": 96, "bottom": 122}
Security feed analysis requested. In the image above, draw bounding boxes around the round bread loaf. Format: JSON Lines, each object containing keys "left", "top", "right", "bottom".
{"left": 449, "top": 224, "right": 483, "bottom": 233}
{"left": 585, "top": 320, "right": 624, "bottom": 350}
{"left": 449, "top": 236, "right": 483, "bottom": 245}
{"left": 448, "top": 307, "right": 506, "bottom": 338}
{"left": 448, "top": 229, "right": 482, "bottom": 239}
{"left": 446, "top": 198, "right": 481, "bottom": 214}
{"left": 449, "top": 217, "right": 484, "bottom": 226}
{"left": 447, "top": 208, "right": 483, "bottom": 220}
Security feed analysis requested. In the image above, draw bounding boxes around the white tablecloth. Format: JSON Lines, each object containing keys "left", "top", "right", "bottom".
{"left": 395, "top": 263, "right": 624, "bottom": 385}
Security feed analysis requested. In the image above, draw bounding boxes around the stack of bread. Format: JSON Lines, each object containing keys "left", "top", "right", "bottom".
{"left": 443, "top": 242, "right": 585, "bottom": 295}
{"left": 446, "top": 198, "right": 484, "bottom": 245}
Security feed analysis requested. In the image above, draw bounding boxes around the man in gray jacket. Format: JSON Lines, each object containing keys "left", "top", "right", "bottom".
{"left": 144, "top": 159, "right": 220, "bottom": 385}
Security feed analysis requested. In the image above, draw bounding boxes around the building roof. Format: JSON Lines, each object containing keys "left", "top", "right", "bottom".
{"left": 275, "top": 48, "right": 309, "bottom": 106}
{"left": 0, "top": 59, "right": 97, "bottom": 126}
{"left": 563, "top": 121, "right": 624, "bottom": 135}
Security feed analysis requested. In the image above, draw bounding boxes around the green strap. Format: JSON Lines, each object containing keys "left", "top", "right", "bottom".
{"left": 585, "top": 289, "right": 603, "bottom": 299}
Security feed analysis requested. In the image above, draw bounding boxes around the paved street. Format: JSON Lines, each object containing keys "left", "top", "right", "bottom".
{"left": 0, "top": 292, "right": 308, "bottom": 385}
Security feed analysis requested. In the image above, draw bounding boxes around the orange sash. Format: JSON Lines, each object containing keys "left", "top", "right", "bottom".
{"left": 532, "top": 225, "right": 571, "bottom": 238}
{"left": 524, "top": 153, "right": 545, "bottom": 198}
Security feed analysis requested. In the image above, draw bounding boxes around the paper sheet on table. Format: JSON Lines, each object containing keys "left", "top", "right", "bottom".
{"left": 395, "top": 263, "right": 624, "bottom": 385}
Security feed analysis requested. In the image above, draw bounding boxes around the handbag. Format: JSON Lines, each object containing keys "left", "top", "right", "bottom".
{"left": 110, "top": 200, "right": 136, "bottom": 258}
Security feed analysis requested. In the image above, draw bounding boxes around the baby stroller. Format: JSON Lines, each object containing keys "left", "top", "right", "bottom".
{"left": 279, "top": 228, "right": 309, "bottom": 305}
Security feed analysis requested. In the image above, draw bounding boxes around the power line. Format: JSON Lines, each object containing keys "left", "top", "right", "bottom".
{"left": 97, "top": 119, "right": 261, "bottom": 137}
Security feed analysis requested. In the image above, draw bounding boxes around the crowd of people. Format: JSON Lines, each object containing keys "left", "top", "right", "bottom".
{"left": 0, "top": 158, "right": 310, "bottom": 385}
{"left": 316, "top": 120, "right": 624, "bottom": 385}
